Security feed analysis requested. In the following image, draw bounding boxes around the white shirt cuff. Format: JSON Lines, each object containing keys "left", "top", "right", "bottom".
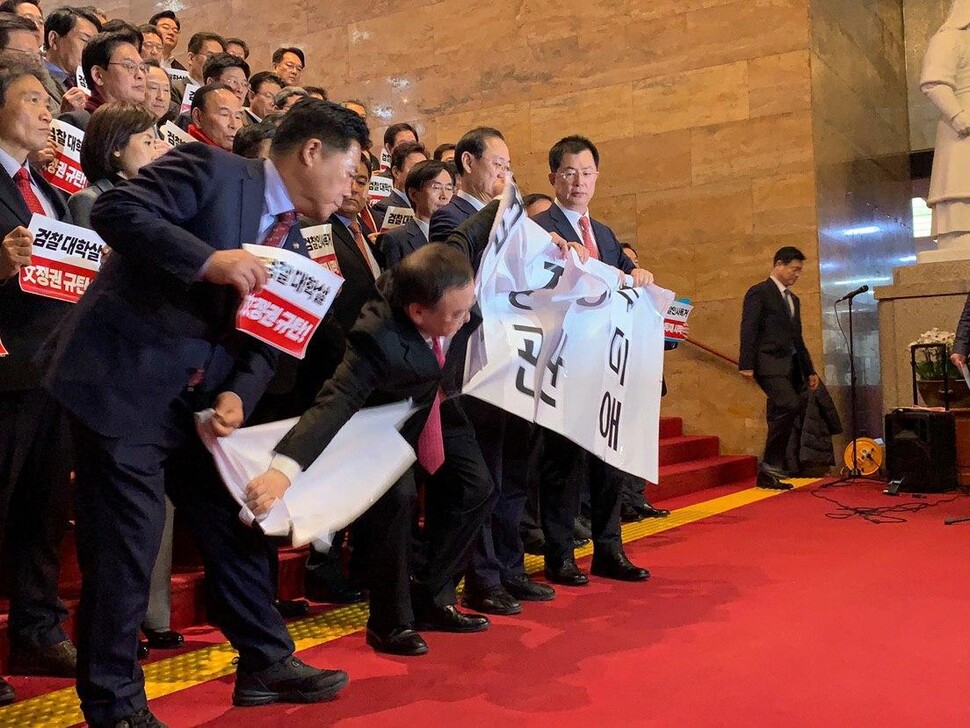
{"left": 269, "top": 453, "right": 302, "bottom": 484}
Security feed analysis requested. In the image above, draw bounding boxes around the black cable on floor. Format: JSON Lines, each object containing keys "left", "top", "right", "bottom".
{"left": 808, "top": 479, "right": 966, "bottom": 524}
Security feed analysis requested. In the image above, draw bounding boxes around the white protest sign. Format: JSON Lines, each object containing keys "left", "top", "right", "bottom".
{"left": 664, "top": 298, "right": 693, "bottom": 343}
{"left": 197, "top": 400, "right": 417, "bottom": 547}
{"left": 235, "top": 243, "right": 342, "bottom": 359}
{"left": 19, "top": 214, "right": 105, "bottom": 303}
{"left": 379, "top": 147, "right": 391, "bottom": 172}
{"left": 165, "top": 66, "right": 191, "bottom": 83}
{"left": 74, "top": 67, "right": 91, "bottom": 95}
{"left": 41, "top": 120, "right": 88, "bottom": 195}
{"left": 300, "top": 224, "right": 341, "bottom": 276}
{"left": 380, "top": 206, "right": 414, "bottom": 232}
{"left": 160, "top": 121, "right": 193, "bottom": 147}
{"left": 179, "top": 82, "right": 200, "bottom": 114}
{"left": 368, "top": 174, "right": 393, "bottom": 202}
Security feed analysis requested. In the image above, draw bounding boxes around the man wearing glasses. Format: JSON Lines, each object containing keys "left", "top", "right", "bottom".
{"left": 59, "top": 30, "right": 146, "bottom": 131}
{"left": 244, "top": 71, "right": 283, "bottom": 124}
{"left": 147, "top": 10, "right": 180, "bottom": 70}
{"left": 272, "top": 46, "right": 304, "bottom": 86}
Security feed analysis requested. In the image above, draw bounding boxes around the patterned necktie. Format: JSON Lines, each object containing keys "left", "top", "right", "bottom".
{"left": 417, "top": 337, "right": 446, "bottom": 475}
{"left": 783, "top": 288, "right": 794, "bottom": 319}
{"left": 578, "top": 215, "right": 599, "bottom": 260}
{"left": 349, "top": 218, "right": 379, "bottom": 278}
{"left": 262, "top": 210, "right": 297, "bottom": 247}
{"left": 14, "top": 168, "right": 45, "bottom": 216}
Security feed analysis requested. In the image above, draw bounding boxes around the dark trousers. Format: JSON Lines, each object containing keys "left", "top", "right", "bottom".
{"left": 757, "top": 368, "right": 807, "bottom": 470}
{"left": 539, "top": 431, "right": 623, "bottom": 566}
{"left": 413, "top": 401, "right": 493, "bottom": 609}
{"left": 70, "top": 422, "right": 294, "bottom": 725}
{"left": 463, "top": 398, "right": 534, "bottom": 590}
{"left": 0, "top": 389, "right": 70, "bottom": 648}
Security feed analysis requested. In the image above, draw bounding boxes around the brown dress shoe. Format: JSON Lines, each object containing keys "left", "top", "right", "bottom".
{"left": 8, "top": 639, "right": 77, "bottom": 677}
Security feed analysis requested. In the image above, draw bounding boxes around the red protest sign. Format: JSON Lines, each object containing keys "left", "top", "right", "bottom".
{"left": 237, "top": 288, "right": 321, "bottom": 359}
{"left": 20, "top": 256, "right": 96, "bottom": 303}
{"left": 19, "top": 214, "right": 105, "bottom": 303}
{"left": 41, "top": 120, "right": 88, "bottom": 195}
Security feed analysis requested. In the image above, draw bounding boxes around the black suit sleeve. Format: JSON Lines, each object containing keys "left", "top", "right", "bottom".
{"left": 956, "top": 294, "right": 970, "bottom": 358}
{"left": 273, "top": 326, "right": 389, "bottom": 470}
{"left": 794, "top": 299, "right": 815, "bottom": 375}
{"left": 89, "top": 143, "right": 222, "bottom": 284}
{"left": 738, "top": 285, "right": 763, "bottom": 371}
{"left": 378, "top": 226, "right": 406, "bottom": 268}
{"left": 429, "top": 204, "right": 461, "bottom": 243}
{"left": 443, "top": 200, "right": 500, "bottom": 272}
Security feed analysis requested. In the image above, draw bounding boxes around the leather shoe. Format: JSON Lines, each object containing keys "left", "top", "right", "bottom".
{"left": 502, "top": 574, "right": 555, "bottom": 601}
{"left": 274, "top": 598, "right": 310, "bottom": 619}
{"left": 620, "top": 503, "right": 645, "bottom": 522}
{"left": 590, "top": 551, "right": 650, "bottom": 581}
{"left": 137, "top": 641, "right": 150, "bottom": 660}
{"left": 143, "top": 629, "right": 183, "bottom": 650}
{"left": 305, "top": 563, "right": 365, "bottom": 605}
{"left": 233, "top": 655, "right": 349, "bottom": 706}
{"left": 757, "top": 469, "right": 793, "bottom": 490}
{"left": 572, "top": 536, "right": 590, "bottom": 549}
{"left": 544, "top": 559, "right": 589, "bottom": 586}
{"left": 365, "top": 627, "right": 429, "bottom": 656}
{"left": 414, "top": 604, "right": 489, "bottom": 633}
{"left": 0, "top": 676, "right": 14, "bottom": 707}
{"left": 90, "top": 707, "right": 167, "bottom": 727}
{"left": 461, "top": 585, "right": 522, "bottom": 615}
{"left": 634, "top": 501, "right": 670, "bottom": 518}
{"left": 8, "top": 639, "right": 76, "bottom": 677}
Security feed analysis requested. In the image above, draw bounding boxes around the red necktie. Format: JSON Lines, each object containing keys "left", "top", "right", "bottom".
{"left": 348, "top": 219, "right": 369, "bottom": 259}
{"left": 14, "top": 168, "right": 46, "bottom": 216}
{"left": 578, "top": 215, "right": 599, "bottom": 260}
{"left": 417, "top": 337, "right": 446, "bottom": 475}
{"left": 262, "top": 210, "right": 297, "bottom": 247}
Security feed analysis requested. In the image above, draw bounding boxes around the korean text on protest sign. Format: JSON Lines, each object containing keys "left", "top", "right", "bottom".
{"left": 19, "top": 214, "right": 105, "bottom": 303}
{"left": 41, "top": 120, "right": 88, "bottom": 195}
{"left": 300, "top": 224, "right": 341, "bottom": 276}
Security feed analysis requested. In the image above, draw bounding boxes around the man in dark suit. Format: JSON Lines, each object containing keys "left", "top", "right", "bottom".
{"left": 531, "top": 135, "right": 653, "bottom": 586}
{"left": 41, "top": 100, "right": 369, "bottom": 727}
{"left": 245, "top": 244, "right": 493, "bottom": 657}
{"left": 371, "top": 140, "right": 427, "bottom": 226}
{"left": 429, "top": 126, "right": 508, "bottom": 244}
{"left": 0, "top": 55, "right": 79, "bottom": 707}
{"left": 379, "top": 159, "right": 454, "bottom": 267}
{"left": 739, "top": 246, "right": 819, "bottom": 488}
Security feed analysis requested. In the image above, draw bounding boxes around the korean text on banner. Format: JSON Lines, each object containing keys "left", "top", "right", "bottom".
{"left": 165, "top": 67, "right": 191, "bottom": 83}
{"left": 160, "top": 121, "right": 193, "bottom": 147}
{"left": 74, "top": 67, "right": 91, "bottom": 95}
{"left": 380, "top": 206, "right": 415, "bottom": 232}
{"left": 235, "top": 243, "right": 342, "bottom": 359}
{"left": 300, "top": 223, "right": 341, "bottom": 276}
{"left": 19, "top": 214, "right": 105, "bottom": 303}
{"left": 197, "top": 400, "right": 417, "bottom": 547}
{"left": 368, "top": 174, "right": 392, "bottom": 202}
{"left": 379, "top": 147, "right": 391, "bottom": 172}
{"left": 664, "top": 298, "right": 693, "bottom": 343}
{"left": 179, "top": 83, "right": 200, "bottom": 115}
{"left": 41, "top": 120, "right": 88, "bottom": 195}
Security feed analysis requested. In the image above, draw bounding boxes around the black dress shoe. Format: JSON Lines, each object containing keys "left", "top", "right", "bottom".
{"left": 365, "top": 627, "right": 429, "bottom": 656}
{"left": 0, "top": 676, "right": 14, "bottom": 706}
{"left": 143, "top": 629, "right": 184, "bottom": 650}
{"left": 414, "top": 604, "right": 489, "bottom": 633}
{"left": 461, "top": 585, "right": 523, "bottom": 615}
{"left": 305, "top": 563, "right": 366, "bottom": 605}
{"left": 544, "top": 559, "right": 589, "bottom": 586}
{"left": 757, "top": 470, "right": 793, "bottom": 490}
{"left": 8, "top": 639, "right": 77, "bottom": 677}
{"left": 620, "top": 503, "right": 645, "bottom": 522}
{"left": 91, "top": 707, "right": 167, "bottom": 728}
{"left": 590, "top": 552, "right": 650, "bottom": 581}
{"left": 137, "top": 641, "right": 150, "bottom": 660}
{"left": 572, "top": 536, "right": 591, "bottom": 549}
{"left": 502, "top": 574, "right": 555, "bottom": 601}
{"left": 633, "top": 501, "right": 670, "bottom": 518}
{"left": 274, "top": 598, "right": 310, "bottom": 619}
{"left": 233, "top": 655, "right": 349, "bottom": 706}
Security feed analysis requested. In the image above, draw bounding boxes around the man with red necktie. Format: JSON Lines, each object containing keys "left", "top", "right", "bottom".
{"left": 245, "top": 243, "right": 494, "bottom": 658}
{"left": 0, "top": 53, "right": 78, "bottom": 708}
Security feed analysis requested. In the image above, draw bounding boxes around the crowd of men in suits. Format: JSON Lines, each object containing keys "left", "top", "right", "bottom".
{"left": 0, "top": 4, "right": 822, "bottom": 727}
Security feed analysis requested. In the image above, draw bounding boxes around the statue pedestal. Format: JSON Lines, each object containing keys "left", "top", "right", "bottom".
{"left": 917, "top": 247, "right": 970, "bottom": 264}
{"left": 875, "top": 260, "right": 970, "bottom": 414}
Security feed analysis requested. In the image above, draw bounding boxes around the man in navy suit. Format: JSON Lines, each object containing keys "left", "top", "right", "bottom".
{"left": 41, "top": 99, "right": 369, "bottom": 728}
{"left": 379, "top": 159, "right": 454, "bottom": 267}
{"left": 371, "top": 140, "right": 427, "bottom": 226}
{"left": 429, "top": 126, "right": 508, "bottom": 246}
{"left": 0, "top": 55, "right": 78, "bottom": 707}
{"left": 532, "top": 135, "right": 653, "bottom": 586}
{"left": 739, "top": 246, "right": 819, "bottom": 488}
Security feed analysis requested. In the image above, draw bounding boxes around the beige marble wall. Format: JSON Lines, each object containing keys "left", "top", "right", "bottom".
{"left": 63, "top": 0, "right": 912, "bottom": 458}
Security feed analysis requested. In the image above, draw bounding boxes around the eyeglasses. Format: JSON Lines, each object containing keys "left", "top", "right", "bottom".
{"left": 221, "top": 78, "right": 248, "bottom": 92}
{"left": 486, "top": 157, "right": 511, "bottom": 174}
{"left": 428, "top": 183, "right": 454, "bottom": 193}
{"left": 556, "top": 169, "right": 599, "bottom": 183}
{"left": 192, "top": 50, "right": 219, "bottom": 61}
{"left": 108, "top": 60, "right": 147, "bottom": 75}
{"left": 141, "top": 42, "right": 164, "bottom": 53}
{"left": 278, "top": 61, "right": 304, "bottom": 73}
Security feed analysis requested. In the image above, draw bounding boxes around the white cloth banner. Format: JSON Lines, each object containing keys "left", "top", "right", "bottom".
{"left": 464, "top": 184, "right": 674, "bottom": 481}
{"left": 198, "top": 401, "right": 417, "bottom": 548}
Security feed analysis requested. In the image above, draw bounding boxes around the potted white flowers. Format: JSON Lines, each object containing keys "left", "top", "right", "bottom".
{"left": 908, "top": 328, "right": 970, "bottom": 407}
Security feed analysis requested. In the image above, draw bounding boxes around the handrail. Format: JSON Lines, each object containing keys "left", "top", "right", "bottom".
{"left": 683, "top": 337, "right": 740, "bottom": 367}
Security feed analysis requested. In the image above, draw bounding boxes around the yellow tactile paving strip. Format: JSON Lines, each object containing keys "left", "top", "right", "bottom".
{"left": 0, "top": 479, "right": 817, "bottom": 727}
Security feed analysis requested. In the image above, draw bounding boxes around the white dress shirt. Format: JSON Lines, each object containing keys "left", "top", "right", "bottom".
{"left": 457, "top": 189, "right": 487, "bottom": 212}
{"left": 555, "top": 198, "right": 595, "bottom": 247}
{"left": 769, "top": 274, "right": 795, "bottom": 317}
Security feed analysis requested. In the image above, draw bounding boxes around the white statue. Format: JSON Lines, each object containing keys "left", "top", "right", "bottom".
{"left": 922, "top": 0, "right": 970, "bottom": 262}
